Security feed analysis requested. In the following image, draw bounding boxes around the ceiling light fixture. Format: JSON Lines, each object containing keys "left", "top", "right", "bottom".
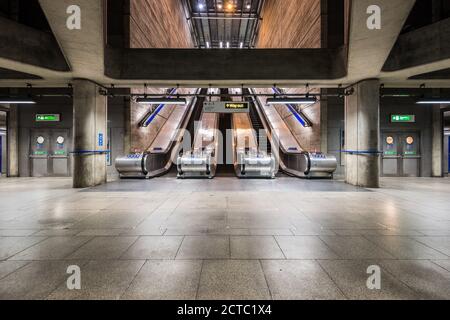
{"left": 137, "top": 98, "right": 187, "bottom": 105}
{"left": 198, "top": 3, "right": 204, "bottom": 10}
{"left": 0, "top": 97, "right": 36, "bottom": 104}
{"left": 416, "top": 98, "right": 450, "bottom": 105}
{"left": 266, "top": 97, "right": 317, "bottom": 105}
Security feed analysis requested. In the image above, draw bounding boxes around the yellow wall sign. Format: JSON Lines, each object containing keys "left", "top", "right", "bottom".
{"left": 225, "top": 103, "right": 248, "bottom": 110}
{"left": 203, "top": 101, "right": 249, "bottom": 113}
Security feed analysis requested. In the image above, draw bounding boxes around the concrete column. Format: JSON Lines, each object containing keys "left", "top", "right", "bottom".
{"left": 320, "top": 88, "right": 328, "bottom": 153}
{"left": 431, "top": 105, "right": 443, "bottom": 177}
{"left": 73, "top": 80, "right": 107, "bottom": 188}
{"left": 345, "top": 80, "right": 380, "bottom": 188}
{"left": 7, "top": 105, "right": 19, "bottom": 177}
{"left": 123, "top": 97, "right": 131, "bottom": 154}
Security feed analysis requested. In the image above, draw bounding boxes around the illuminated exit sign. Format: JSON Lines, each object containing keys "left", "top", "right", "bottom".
{"left": 36, "top": 114, "right": 61, "bottom": 122}
{"left": 390, "top": 114, "right": 415, "bottom": 123}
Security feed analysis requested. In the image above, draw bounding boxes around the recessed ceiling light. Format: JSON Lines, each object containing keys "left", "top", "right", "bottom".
{"left": 217, "top": 4, "right": 223, "bottom": 9}
{"left": 198, "top": 3, "right": 204, "bottom": 10}
{"left": 246, "top": 4, "right": 251, "bottom": 9}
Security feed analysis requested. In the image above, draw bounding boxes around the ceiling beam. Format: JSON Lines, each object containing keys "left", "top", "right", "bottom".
{"left": 106, "top": 47, "right": 347, "bottom": 81}
{"left": 0, "top": 17, "right": 70, "bottom": 74}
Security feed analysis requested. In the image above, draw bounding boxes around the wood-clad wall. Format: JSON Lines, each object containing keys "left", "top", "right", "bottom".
{"left": 254, "top": 87, "right": 321, "bottom": 152}
{"left": 257, "top": 0, "right": 321, "bottom": 48}
{"left": 128, "top": 1, "right": 194, "bottom": 152}
{"left": 129, "top": 0, "right": 193, "bottom": 48}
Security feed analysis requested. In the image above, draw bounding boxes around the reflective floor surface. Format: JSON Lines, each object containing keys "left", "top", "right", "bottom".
{"left": 0, "top": 176, "right": 449, "bottom": 300}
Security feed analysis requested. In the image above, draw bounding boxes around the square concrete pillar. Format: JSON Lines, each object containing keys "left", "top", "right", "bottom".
{"left": 72, "top": 80, "right": 107, "bottom": 188}
{"left": 431, "top": 105, "right": 443, "bottom": 177}
{"left": 7, "top": 104, "right": 19, "bottom": 177}
{"left": 345, "top": 80, "right": 380, "bottom": 188}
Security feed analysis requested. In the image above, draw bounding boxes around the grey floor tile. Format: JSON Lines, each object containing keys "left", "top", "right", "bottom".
{"left": 76, "top": 229, "right": 127, "bottom": 236}
{"left": 0, "top": 260, "right": 87, "bottom": 299}
{"left": 47, "top": 260, "right": 145, "bottom": 300}
{"left": 0, "top": 229, "right": 37, "bottom": 236}
{"left": 10, "top": 236, "right": 92, "bottom": 260}
{"left": 413, "top": 237, "right": 450, "bottom": 257}
{"left": 249, "top": 229, "right": 293, "bottom": 236}
{"left": 318, "top": 260, "right": 421, "bottom": 300}
{"left": 122, "top": 260, "right": 202, "bottom": 300}
{"left": 0, "top": 236, "right": 47, "bottom": 260}
{"left": 176, "top": 236, "right": 229, "bottom": 259}
{"left": 432, "top": 260, "right": 450, "bottom": 272}
{"left": 319, "top": 236, "right": 395, "bottom": 259}
{"left": 366, "top": 236, "right": 448, "bottom": 259}
{"left": 33, "top": 229, "right": 81, "bottom": 236}
{"left": 261, "top": 260, "right": 345, "bottom": 300}
{"left": 121, "top": 236, "right": 183, "bottom": 260}
{"left": 197, "top": 260, "right": 270, "bottom": 300}
{"left": 0, "top": 261, "right": 30, "bottom": 280}
{"left": 68, "top": 237, "right": 138, "bottom": 259}
{"left": 230, "top": 236, "right": 285, "bottom": 259}
{"left": 275, "top": 236, "right": 338, "bottom": 259}
{"left": 380, "top": 260, "right": 450, "bottom": 300}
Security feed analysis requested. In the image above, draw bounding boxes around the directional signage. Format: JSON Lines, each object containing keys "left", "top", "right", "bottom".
{"left": 390, "top": 114, "right": 415, "bottom": 123}
{"left": 203, "top": 101, "right": 249, "bottom": 113}
{"left": 35, "top": 114, "right": 61, "bottom": 122}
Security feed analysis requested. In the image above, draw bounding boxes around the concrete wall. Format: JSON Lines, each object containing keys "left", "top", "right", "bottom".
{"left": 0, "top": 111, "right": 5, "bottom": 175}
{"left": 327, "top": 95, "right": 345, "bottom": 177}
{"left": 16, "top": 96, "right": 125, "bottom": 177}
{"left": 257, "top": 0, "right": 321, "bottom": 48}
{"left": 326, "top": 95, "right": 435, "bottom": 178}
{"left": 444, "top": 134, "right": 449, "bottom": 174}
{"left": 107, "top": 96, "right": 125, "bottom": 177}
{"left": 18, "top": 97, "right": 73, "bottom": 177}
{"left": 380, "top": 97, "right": 433, "bottom": 177}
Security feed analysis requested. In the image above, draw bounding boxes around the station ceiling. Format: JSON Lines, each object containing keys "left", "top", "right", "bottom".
{"left": 185, "top": 0, "right": 264, "bottom": 49}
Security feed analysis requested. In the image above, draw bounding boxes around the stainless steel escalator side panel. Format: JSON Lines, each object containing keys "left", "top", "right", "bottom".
{"left": 115, "top": 154, "right": 148, "bottom": 178}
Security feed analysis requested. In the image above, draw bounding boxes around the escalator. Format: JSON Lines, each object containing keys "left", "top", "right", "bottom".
{"left": 249, "top": 88, "right": 337, "bottom": 179}
{"left": 177, "top": 88, "right": 221, "bottom": 179}
{"left": 230, "top": 88, "right": 277, "bottom": 179}
{"left": 115, "top": 88, "right": 202, "bottom": 178}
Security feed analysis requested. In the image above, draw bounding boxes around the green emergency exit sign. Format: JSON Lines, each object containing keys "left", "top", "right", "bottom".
{"left": 36, "top": 114, "right": 61, "bottom": 122}
{"left": 390, "top": 114, "right": 415, "bottom": 123}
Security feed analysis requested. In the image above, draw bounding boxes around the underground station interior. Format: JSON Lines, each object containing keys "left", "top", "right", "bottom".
{"left": 0, "top": 0, "right": 450, "bottom": 305}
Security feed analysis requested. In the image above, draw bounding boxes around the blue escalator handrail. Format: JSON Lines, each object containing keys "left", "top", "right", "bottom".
{"left": 142, "top": 88, "right": 178, "bottom": 127}
{"left": 271, "top": 87, "right": 311, "bottom": 127}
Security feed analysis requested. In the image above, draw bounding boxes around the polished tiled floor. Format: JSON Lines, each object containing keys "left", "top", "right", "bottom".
{"left": 0, "top": 176, "right": 449, "bottom": 300}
